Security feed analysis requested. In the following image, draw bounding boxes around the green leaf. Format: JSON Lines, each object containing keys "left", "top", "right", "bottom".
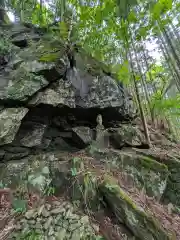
{"left": 115, "top": 61, "right": 130, "bottom": 85}
{"left": 71, "top": 167, "right": 77, "bottom": 176}
{"left": 12, "top": 199, "right": 27, "bottom": 213}
{"left": 73, "top": 157, "right": 81, "bottom": 164}
{"left": 39, "top": 52, "right": 59, "bottom": 62}
{"left": 128, "top": 11, "right": 137, "bottom": 23}
{"left": 0, "top": 181, "right": 6, "bottom": 189}
{"left": 151, "top": 0, "right": 172, "bottom": 20}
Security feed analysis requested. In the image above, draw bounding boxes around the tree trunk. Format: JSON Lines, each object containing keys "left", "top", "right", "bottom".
{"left": 169, "top": 23, "right": 180, "bottom": 53}
{"left": 132, "top": 42, "right": 154, "bottom": 123}
{"left": 128, "top": 49, "right": 151, "bottom": 147}
{"left": 124, "top": 23, "right": 151, "bottom": 147}
{"left": 141, "top": 43, "right": 156, "bottom": 93}
{"left": 162, "top": 27, "right": 180, "bottom": 69}
{"left": 158, "top": 35, "right": 180, "bottom": 91}
{"left": 0, "top": 0, "right": 6, "bottom": 23}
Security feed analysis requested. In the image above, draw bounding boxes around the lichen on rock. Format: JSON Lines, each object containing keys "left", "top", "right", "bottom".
{"left": 0, "top": 107, "right": 28, "bottom": 145}
{"left": 110, "top": 124, "right": 146, "bottom": 147}
{"left": 29, "top": 79, "right": 76, "bottom": 108}
{"left": 4, "top": 66, "right": 48, "bottom": 101}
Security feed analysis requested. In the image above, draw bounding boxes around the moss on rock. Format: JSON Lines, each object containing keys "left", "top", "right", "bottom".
{"left": 161, "top": 157, "right": 180, "bottom": 206}
{"left": 0, "top": 108, "right": 28, "bottom": 146}
{"left": 100, "top": 178, "right": 171, "bottom": 240}
{"left": 88, "top": 147, "right": 169, "bottom": 199}
{"left": 133, "top": 149, "right": 180, "bottom": 207}
{"left": 6, "top": 65, "right": 48, "bottom": 101}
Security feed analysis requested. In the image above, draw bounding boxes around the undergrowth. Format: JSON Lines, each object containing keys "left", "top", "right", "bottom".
{"left": 70, "top": 156, "right": 102, "bottom": 211}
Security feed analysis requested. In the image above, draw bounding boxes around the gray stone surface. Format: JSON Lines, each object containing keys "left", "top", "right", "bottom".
{"left": 109, "top": 124, "right": 146, "bottom": 148}
{"left": 88, "top": 147, "right": 169, "bottom": 200}
{"left": 12, "top": 201, "right": 98, "bottom": 240}
{"left": 0, "top": 22, "right": 136, "bottom": 156}
{"left": 72, "top": 126, "right": 93, "bottom": 147}
{"left": 0, "top": 153, "right": 69, "bottom": 193}
{"left": 0, "top": 22, "right": 135, "bottom": 115}
{"left": 100, "top": 179, "right": 170, "bottom": 240}
{"left": 0, "top": 65, "right": 48, "bottom": 101}
{"left": 19, "top": 122, "right": 47, "bottom": 147}
{"left": 76, "top": 75, "right": 124, "bottom": 108}
{"left": 29, "top": 79, "right": 76, "bottom": 108}
{"left": 0, "top": 107, "right": 28, "bottom": 146}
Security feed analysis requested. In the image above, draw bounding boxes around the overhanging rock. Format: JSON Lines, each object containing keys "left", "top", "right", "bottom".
{"left": 0, "top": 22, "right": 136, "bottom": 158}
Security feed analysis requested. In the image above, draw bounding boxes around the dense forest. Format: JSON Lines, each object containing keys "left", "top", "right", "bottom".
{"left": 0, "top": 0, "right": 180, "bottom": 240}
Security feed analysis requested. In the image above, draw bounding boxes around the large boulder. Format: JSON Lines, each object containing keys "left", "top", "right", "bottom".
{"left": 100, "top": 178, "right": 170, "bottom": 240}
{"left": 0, "top": 66, "right": 48, "bottom": 102}
{"left": 0, "top": 22, "right": 137, "bottom": 157}
{"left": 88, "top": 147, "right": 169, "bottom": 200}
{"left": 109, "top": 124, "right": 146, "bottom": 148}
{"left": 0, "top": 152, "right": 67, "bottom": 192}
{"left": 72, "top": 127, "right": 94, "bottom": 148}
{"left": 134, "top": 148, "right": 180, "bottom": 206}
{"left": 29, "top": 79, "right": 76, "bottom": 108}
{"left": 0, "top": 23, "right": 135, "bottom": 117}
{"left": 17, "top": 122, "right": 47, "bottom": 148}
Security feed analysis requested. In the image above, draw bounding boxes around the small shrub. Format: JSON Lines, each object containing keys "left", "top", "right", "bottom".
{"left": 0, "top": 37, "right": 11, "bottom": 55}
{"left": 17, "top": 230, "right": 42, "bottom": 240}
{"left": 12, "top": 198, "right": 27, "bottom": 213}
{"left": 43, "top": 186, "right": 55, "bottom": 196}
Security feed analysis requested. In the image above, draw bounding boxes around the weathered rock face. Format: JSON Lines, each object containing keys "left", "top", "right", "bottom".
{"left": 0, "top": 107, "right": 28, "bottom": 146}
{"left": 100, "top": 179, "right": 171, "bottom": 240}
{"left": 0, "top": 22, "right": 136, "bottom": 160}
{"left": 134, "top": 148, "right": 180, "bottom": 206}
{"left": 88, "top": 146, "right": 169, "bottom": 200}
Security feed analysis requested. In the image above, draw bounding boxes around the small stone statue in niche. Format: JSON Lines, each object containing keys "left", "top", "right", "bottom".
{"left": 95, "top": 114, "right": 104, "bottom": 140}
{"left": 95, "top": 114, "right": 109, "bottom": 148}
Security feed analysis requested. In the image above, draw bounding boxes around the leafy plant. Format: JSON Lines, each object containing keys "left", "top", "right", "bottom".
{"left": 17, "top": 230, "right": 42, "bottom": 240}
{"left": 0, "top": 38, "right": 11, "bottom": 55}
{"left": 0, "top": 181, "right": 7, "bottom": 189}
{"left": 43, "top": 186, "right": 55, "bottom": 196}
{"left": 71, "top": 157, "right": 84, "bottom": 177}
{"left": 12, "top": 198, "right": 27, "bottom": 213}
{"left": 83, "top": 171, "right": 97, "bottom": 203}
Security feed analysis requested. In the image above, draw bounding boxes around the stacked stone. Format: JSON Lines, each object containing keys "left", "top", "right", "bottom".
{"left": 11, "top": 201, "right": 99, "bottom": 240}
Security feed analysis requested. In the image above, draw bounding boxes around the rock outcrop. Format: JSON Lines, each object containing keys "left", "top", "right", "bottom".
{"left": 88, "top": 147, "right": 169, "bottom": 200}
{"left": 0, "top": 22, "right": 180, "bottom": 240}
{"left": 100, "top": 178, "right": 170, "bottom": 240}
{"left": 0, "top": 22, "right": 136, "bottom": 161}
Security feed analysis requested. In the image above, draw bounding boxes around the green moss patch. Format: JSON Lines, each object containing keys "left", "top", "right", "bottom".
{"left": 88, "top": 147, "right": 169, "bottom": 199}
{"left": 100, "top": 178, "right": 171, "bottom": 240}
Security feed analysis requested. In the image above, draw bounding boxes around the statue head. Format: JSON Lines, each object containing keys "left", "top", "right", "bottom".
{"left": 96, "top": 114, "right": 103, "bottom": 125}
